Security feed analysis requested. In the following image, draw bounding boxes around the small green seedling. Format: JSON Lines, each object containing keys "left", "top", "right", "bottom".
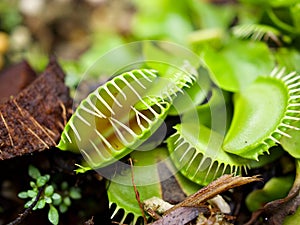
{"left": 18, "top": 165, "right": 81, "bottom": 225}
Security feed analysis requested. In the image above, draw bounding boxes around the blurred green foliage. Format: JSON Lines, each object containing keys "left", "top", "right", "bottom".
{"left": 0, "top": 0, "right": 22, "bottom": 33}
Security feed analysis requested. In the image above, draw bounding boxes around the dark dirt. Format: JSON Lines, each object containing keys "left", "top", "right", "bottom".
{"left": 0, "top": 148, "right": 110, "bottom": 225}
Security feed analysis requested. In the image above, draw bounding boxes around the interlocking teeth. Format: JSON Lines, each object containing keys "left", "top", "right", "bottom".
{"left": 69, "top": 121, "right": 81, "bottom": 141}
{"left": 289, "top": 103, "right": 300, "bottom": 107}
{"left": 94, "top": 129, "right": 112, "bottom": 149}
{"left": 282, "top": 71, "right": 297, "bottom": 81}
{"left": 168, "top": 126, "right": 244, "bottom": 186}
{"left": 284, "top": 115, "right": 300, "bottom": 121}
{"left": 271, "top": 67, "right": 285, "bottom": 78}
{"left": 232, "top": 24, "right": 281, "bottom": 44}
{"left": 280, "top": 123, "right": 300, "bottom": 130}
{"left": 103, "top": 86, "right": 123, "bottom": 107}
{"left": 111, "top": 80, "right": 127, "bottom": 100}
{"left": 60, "top": 68, "right": 194, "bottom": 168}
{"left": 289, "top": 88, "right": 300, "bottom": 94}
{"left": 269, "top": 136, "right": 280, "bottom": 144}
{"left": 254, "top": 68, "right": 300, "bottom": 152}
{"left": 287, "top": 109, "right": 300, "bottom": 114}
{"left": 85, "top": 98, "right": 107, "bottom": 118}
{"left": 76, "top": 110, "right": 91, "bottom": 126}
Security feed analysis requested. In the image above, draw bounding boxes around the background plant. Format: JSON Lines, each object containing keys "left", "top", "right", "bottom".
{"left": 18, "top": 165, "right": 81, "bottom": 225}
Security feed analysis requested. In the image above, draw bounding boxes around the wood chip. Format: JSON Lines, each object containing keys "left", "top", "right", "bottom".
{"left": 149, "top": 175, "right": 261, "bottom": 225}
{"left": 0, "top": 57, "right": 72, "bottom": 160}
{"left": 151, "top": 207, "right": 199, "bottom": 225}
{"left": 165, "top": 174, "right": 261, "bottom": 214}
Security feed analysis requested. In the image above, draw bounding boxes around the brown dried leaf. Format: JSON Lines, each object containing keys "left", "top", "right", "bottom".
{"left": 0, "top": 57, "right": 72, "bottom": 160}
{"left": 151, "top": 207, "right": 200, "bottom": 225}
{"left": 166, "top": 174, "right": 261, "bottom": 214}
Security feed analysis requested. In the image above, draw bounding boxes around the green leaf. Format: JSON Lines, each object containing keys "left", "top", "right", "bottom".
{"left": 18, "top": 192, "right": 28, "bottom": 199}
{"left": 30, "top": 181, "right": 37, "bottom": 189}
{"left": 291, "top": 4, "right": 300, "bottom": 30}
{"left": 52, "top": 193, "right": 61, "bottom": 201}
{"left": 188, "top": 0, "right": 235, "bottom": 29}
{"left": 45, "top": 186, "right": 54, "bottom": 197}
{"left": 69, "top": 187, "right": 81, "bottom": 200}
{"left": 281, "top": 121, "right": 300, "bottom": 159}
{"left": 107, "top": 147, "right": 200, "bottom": 224}
{"left": 36, "top": 175, "right": 49, "bottom": 187}
{"left": 223, "top": 72, "right": 300, "bottom": 160}
{"left": 59, "top": 204, "right": 68, "bottom": 213}
{"left": 25, "top": 199, "right": 34, "bottom": 208}
{"left": 131, "top": 0, "right": 193, "bottom": 43}
{"left": 37, "top": 199, "right": 46, "bottom": 209}
{"left": 74, "top": 164, "right": 92, "bottom": 174}
{"left": 52, "top": 199, "right": 62, "bottom": 206}
{"left": 61, "top": 181, "right": 68, "bottom": 191}
{"left": 142, "top": 41, "right": 200, "bottom": 77}
{"left": 63, "top": 197, "right": 71, "bottom": 206}
{"left": 275, "top": 48, "right": 300, "bottom": 73}
{"left": 239, "top": 0, "right": 299, "bottom": 7}
{"left": 168, "top": 67, "right": 212, "bottom": 116}
{"left": 52, "top": 194, "right": 62, "bottom": 206}
{"left": 246, "top": 175, "right": 294, "bottom": 212}
{"left": 167, "top": 123, "right": 249, "bottom": 186}
{"left": 28, "top": 165, "right": 41, "bottom": 180}
{"left": 27, "top": 190, "right": 37, "bottom": 198}
{"left": 45, "top": 196, "right": 52, "bottom": 204}
{"left": 182, "top": 88, "right": 232, "bottom": 134}
{"left": 203, "top": 39, "right": 274, "bottom": 92}
{"left": 48, "top": 205, "right": 59, "bottom": 225}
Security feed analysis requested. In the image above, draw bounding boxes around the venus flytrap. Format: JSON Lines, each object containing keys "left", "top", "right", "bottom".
{"left": 223, "top": 68, "right": 300, "bottom": 160}
{"left": 231, "top": 24, "right": 291, "bottom": 45}
{"left": 54, "top": 26, "right": 300, "bottom": 224}
{"left": 58, "top": 65, "right": 198, "bottom": 171}
{"left": 57, "top": 59, "right": 300, "bottom": 224}
{"left": 107, "top": 147, "right": 201, "bottom": 224}
{"left": 52, "top": 1, "right": 300, "bottom": 224}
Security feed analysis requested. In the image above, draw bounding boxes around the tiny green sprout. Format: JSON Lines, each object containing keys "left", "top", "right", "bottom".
{"left": 18, "top": 165, "right": 82, "bottom": 225}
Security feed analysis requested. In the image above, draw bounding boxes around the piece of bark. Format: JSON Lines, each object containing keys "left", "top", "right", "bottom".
{"left": 165, "top": 174, "right": 261, "bottom": 214}
{"left": 148, "top": 175, "right": 261, "bottom": 225}
{"left": 0, "top": 60, "right": 37, "bottom": 103}
{"left": 151, "top": 207, "right": 199, "bottom": 225}
{"left": 0, "top": 57, "right": 72, "bottom": 160}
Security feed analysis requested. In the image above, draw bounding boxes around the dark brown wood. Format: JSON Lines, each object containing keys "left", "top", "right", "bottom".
{"left": 165, "top": 174, "right": 261, "bottom": 214}
{"left": 151, "top": 207, "right": 199, "bottom": 225}
{"left": 0, "top": 57, "right": 72, "bottom": 160}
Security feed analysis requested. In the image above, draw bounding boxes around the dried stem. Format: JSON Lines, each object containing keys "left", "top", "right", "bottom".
{"left": 7, "top": 186, "right": 45, "bottom": 225}
{"left": 129, "top": 158, "right": 148, "bottom": 224}
{"left": 165, "top": 174, "right": 261, "bottom": 214}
